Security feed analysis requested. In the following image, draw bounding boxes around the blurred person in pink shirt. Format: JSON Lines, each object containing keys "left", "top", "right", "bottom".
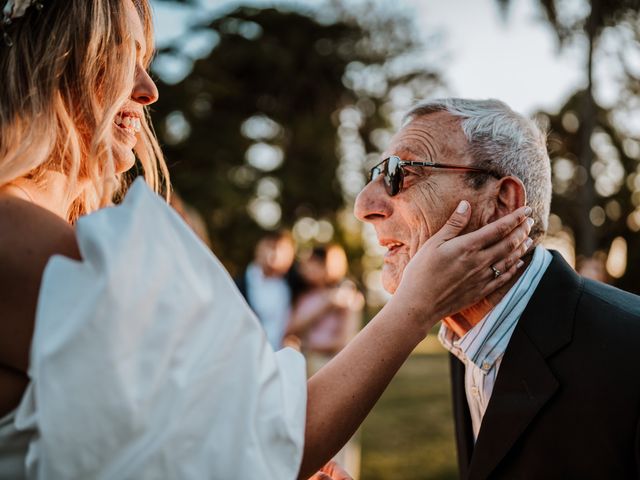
{"left": 287, "top": 244, "right": 365, "bottom": 479}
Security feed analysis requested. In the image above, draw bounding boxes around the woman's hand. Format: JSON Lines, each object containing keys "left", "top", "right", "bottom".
{"left": 391, "top": 200, "right": 533, "bottom": 330}
{"left": 308, "top": 461, "right": 353, "bottom": 480}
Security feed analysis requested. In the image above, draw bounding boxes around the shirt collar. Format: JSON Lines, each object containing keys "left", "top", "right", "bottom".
{"left": 438, "top": 246, "right": 553, "bottom": 374}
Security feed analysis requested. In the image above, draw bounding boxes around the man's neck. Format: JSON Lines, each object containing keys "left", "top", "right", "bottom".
{"left": 443, "top": 251, "right": 534, "bottom": 338}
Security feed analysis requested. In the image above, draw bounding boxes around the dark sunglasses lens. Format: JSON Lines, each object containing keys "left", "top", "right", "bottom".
{"left": 384, "top": 157, "right": 402, "bottom": 196}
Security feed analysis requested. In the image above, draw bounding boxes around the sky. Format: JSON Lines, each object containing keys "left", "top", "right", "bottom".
{"left": 152, "top": 0, "right": 589, "bottom": 116}
{"left": 409, "top": 0, "right": 586, "bottom": 114}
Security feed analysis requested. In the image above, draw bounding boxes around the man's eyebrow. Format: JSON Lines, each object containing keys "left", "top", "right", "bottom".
{"left": 369, "top": 144, "right": 435, "bottom": 168}
{"left": 399, "top": 145, "right": 434, "bottom": 162}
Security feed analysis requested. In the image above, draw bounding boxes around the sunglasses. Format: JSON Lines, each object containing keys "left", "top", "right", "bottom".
{"left": 368, "top": 155, "right": 500, "bottom": 196}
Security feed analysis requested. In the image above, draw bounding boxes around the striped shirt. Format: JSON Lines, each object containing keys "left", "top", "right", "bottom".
{"left": 438, "top": 246, "right": 552, "bottom": 440}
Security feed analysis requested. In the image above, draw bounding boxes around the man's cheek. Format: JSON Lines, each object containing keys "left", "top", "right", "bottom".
{"left": 408, "top": 233, "right": 429, "bottom": 258}
{"left": 396, "top": 253, "right": 411, "bottom": 285}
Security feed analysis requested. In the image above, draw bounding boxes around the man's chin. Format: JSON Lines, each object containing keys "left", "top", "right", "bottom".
{"left": 381, "top": 270, "right": 399, "bottom": 295}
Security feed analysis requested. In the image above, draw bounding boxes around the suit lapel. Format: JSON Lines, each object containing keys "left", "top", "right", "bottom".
{"left": 450, "top": 354, "right": 474, "bottom": 477}
{"left": 467, "top": 327, "right": 559, "bottom": 479}
{"left": 466, "top": 252, "right": 583, "bottom": 479}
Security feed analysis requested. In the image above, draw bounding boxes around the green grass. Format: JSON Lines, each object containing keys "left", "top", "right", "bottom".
{"left": 360, "top": 352, "right": 458, "bottom": 480}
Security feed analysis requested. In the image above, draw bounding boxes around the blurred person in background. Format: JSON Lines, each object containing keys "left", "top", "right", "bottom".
{"left": 236, "top": 231, "right": 296, "bottom": 350}
{"left": 288, "top": 244, "right": 363, "bottom": 371}
{"left": 575, "top": 253, "right": 610, "bottom": 283}
{"left": 287, "top": 244, "right": 364, "bottom": 479}
{"left": 355, "top": 97, "right": 640, "bottom": 479}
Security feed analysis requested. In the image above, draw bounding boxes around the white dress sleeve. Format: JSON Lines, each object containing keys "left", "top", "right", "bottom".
{"left": 14, "top": 179, "right": 307, "bottom": 480}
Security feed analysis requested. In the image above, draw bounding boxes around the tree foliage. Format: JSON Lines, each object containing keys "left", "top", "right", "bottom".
{"left": 497, "top": 0, "right": 639, "bottom": 43}
{"left": 150, "top": 4, "right": 441, "bottom": 275}
{"left": 540, "top": 89, "right": 640, "bottom": 292}
{"left": 496, "top": 0, "right": 640, "bottom": 292}
{"left": 498, "top": 0, "right": 640, "bottom": 259}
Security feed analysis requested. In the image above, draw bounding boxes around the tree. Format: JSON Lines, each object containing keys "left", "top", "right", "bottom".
{"left": 497, "top": 0, "right": 639, "bottom": 257}
{"left": 495, "top": 0, "right": 640, "bottom": 292}
{"left": 539, "top": 89, "right": 640, "bottom": 292}
{"left": 150, "top": 3, "right": 442, "bottom": 275}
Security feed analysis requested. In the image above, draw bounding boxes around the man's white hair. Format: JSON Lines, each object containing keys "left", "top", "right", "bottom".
{"left": 404, "top": 98, "right": 551, "bottom": 240}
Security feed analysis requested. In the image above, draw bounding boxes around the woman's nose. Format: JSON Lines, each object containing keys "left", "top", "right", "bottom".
{"left": 131, "top": 66, "right": 159, "bottom": 106}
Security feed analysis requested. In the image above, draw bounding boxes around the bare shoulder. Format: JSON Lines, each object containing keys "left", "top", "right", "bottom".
{"left": 0, "top": 197, "right": 81, "bottom": 373}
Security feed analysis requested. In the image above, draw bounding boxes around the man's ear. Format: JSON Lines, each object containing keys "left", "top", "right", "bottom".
{"left": 493, "top": 176, "right": 526, "bottom": 219}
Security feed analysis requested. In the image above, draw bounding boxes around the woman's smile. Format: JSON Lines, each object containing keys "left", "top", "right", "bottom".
{"left": 113, "top": 110, "right": 141, "bottom": 149}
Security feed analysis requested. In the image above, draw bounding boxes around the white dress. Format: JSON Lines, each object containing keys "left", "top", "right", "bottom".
{"left": 9, "top": 179, "right": 307, "bottom": 479}
{"left": 0, "top": 409, "right": 31, "bottom": 479}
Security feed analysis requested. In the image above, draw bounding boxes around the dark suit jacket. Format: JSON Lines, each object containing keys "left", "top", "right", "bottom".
{"left": 451, "top": 251, "right": 640, "bottom": 479}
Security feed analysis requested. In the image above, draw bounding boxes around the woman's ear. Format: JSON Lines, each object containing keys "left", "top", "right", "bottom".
{"left": 495, "top": 176, "right": 527, "bottom": 217}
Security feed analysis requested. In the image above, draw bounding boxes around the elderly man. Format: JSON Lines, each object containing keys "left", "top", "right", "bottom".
{"left": 355, "top": 98, "right": 640, "bottom": 479}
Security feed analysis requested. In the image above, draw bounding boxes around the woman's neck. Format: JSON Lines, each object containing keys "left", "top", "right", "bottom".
{"left": 1, "top": 172, "right": 82, "bottom": 221}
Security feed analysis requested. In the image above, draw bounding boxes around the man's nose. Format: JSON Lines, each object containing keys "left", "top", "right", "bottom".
{"left": 354, "top": 177, "right": 392, "bottom": 223}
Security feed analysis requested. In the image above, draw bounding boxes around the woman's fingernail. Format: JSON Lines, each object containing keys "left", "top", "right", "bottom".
{"left": 456, "top": 200, "right": 469, "bottom": 214}
{"left": 524, "top": 206, "right": 532, "bottom": 216}
{"left": 516, "top": 260, "right": 525, "bottom": 269}
{"left": 524, "top": 237, "right": 533, "bottom": 249}
{"left": 527, "top": 217, "right": 535, "bottom": 227}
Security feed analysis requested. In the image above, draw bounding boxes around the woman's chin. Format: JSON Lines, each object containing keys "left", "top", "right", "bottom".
{"left": 113, "top": 147, "right": 136, "bottom": 174}
{"left": 112, "top": 123, "right": 138, "bottom": 173}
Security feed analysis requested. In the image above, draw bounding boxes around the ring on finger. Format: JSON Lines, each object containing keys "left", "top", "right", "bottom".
{"left": 490, "top": 264, "right": 502, "bottom": 279}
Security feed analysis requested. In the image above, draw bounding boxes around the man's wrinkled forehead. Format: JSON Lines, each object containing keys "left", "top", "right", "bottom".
{"left": 383, "top": 111, "right": 468, "bottom": 162}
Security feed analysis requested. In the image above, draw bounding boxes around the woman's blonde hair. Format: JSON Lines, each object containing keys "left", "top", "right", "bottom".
{"left": 0, "top": 0, "right": 169, "bottom": 222}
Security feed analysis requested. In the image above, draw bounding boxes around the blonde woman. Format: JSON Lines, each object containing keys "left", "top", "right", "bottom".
{"left": 0, "top": 1, "right": 533, "bottom": 479}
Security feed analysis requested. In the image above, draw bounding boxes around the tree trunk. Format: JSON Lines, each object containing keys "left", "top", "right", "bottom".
{"left": 575, "top": 4, "right": 599, "bottom": 256}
